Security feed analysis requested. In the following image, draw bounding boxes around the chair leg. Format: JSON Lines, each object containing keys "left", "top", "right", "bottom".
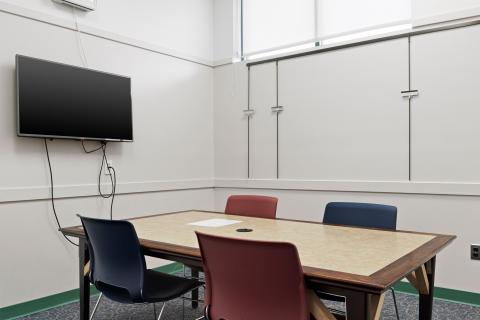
{"left": 204, "top": 305, "right": 210, "bottom": 320}
{"left": 391, "top": 287, "right": 400, "bottom": 320}
{"left": 153, "top": 303, "right": 157, "bottom": 319}
{"left": 156, "top": 302, "right": 166, "bottom": 320}
{"left": 182, "top": 296, "right": 185, "bottom": 320}
{"left": 89, "top": 293, "right": 103, "bottom": 320}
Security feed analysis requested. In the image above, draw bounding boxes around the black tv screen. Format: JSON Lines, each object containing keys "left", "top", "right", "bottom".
{"left": 16, "top": 55, "right": 133, "bottom": 141}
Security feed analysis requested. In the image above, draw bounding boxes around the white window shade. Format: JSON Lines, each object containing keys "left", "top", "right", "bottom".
{"left": 243, "top": 0, "right": 316, "bottom": 55}
{"left": 318, "top": 0, "right": 411, "bottom": 38}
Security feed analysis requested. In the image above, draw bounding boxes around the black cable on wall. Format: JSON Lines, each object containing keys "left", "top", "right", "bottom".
{"left": 82, "top": 140, "right": 117, "bottom": 219}
{"left": 44, "top": 139, "right": 78, "bottom": 247}
{"left": 45, "top": 139, "right": 118, "bottom": 247}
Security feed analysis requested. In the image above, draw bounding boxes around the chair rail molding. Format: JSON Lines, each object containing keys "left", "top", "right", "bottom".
{"left": 214, "top": 178, "right": 480, "bottom": 197}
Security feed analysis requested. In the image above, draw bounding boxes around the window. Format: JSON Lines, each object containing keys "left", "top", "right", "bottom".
{"left": 242, "top": 0, "right": 316, "bottom": 56}
{"left": 318, "top": 0, "right": 411, "bottom": 38}
{"left": 242, "top": 0, "right": 412, "bottom": 59}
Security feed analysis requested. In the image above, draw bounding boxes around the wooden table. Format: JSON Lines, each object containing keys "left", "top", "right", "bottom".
{"left": 61, "top": 210, "right": 455, "bottom": 320}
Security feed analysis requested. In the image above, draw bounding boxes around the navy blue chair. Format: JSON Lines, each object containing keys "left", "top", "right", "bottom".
{"left": 323, "top": 202, "right": 397, "bottom": 230}
{"left": 79, "top": 215, "right": 203, "bottom": 320}
{"left": 321, "top": 202, "right": 400, "bottom": 320}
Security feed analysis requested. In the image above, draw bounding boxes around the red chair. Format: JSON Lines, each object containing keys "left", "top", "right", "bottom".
{"left": 224, "top": 195, "right": 278, "bottom": 219}
{"left": 196, "top": 232, "right": 309, "bottom": 320}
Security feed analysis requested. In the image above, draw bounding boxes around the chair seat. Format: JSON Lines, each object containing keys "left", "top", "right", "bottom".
{"left": 143, "top": 269, "right": 203, "bottom": 303}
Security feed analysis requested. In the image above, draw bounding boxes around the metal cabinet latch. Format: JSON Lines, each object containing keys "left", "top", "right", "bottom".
{"left": 243, "top": 109, "right": 255, "bottom": 117}
{"left": 401, "top": 90, "right": 419, "bottom": 99}
{"left": 271, "top": 106, "right": 284, "bottom": 113}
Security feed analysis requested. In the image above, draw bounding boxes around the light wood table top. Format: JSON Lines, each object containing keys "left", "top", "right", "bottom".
{"left": 62, "top": 210, "right": 455, "bottom": 292}
{"left": 131, "top": 211, "right": 431, "bottom": 276}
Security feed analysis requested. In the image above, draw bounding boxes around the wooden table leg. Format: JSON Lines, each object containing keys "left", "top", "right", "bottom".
{"left": 345, "top": 290, "right": 386, "bottom": 320}
{"left": 307, "top": 289, "right": 336, "bottom": 320}
{"left": 308, "top": 283, "right": 376, "bottom": 320}
{"left": 419, "top": 256, "right": 436, "bottom": 320}
{"left": 345, "top": 290, "right": 369, "bottom": 320}
{"left": 369, "top": 293, "right": 385, "bottom": 320}
{"left": 191, "top": 268, "right": 199, "bottom": 309}
{"left": 79, "top": 239, "right": 90, "bottom": 320}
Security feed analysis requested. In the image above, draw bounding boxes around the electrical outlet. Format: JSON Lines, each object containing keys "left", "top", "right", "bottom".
{"left": 471, "top": 245, "right": 480, "bottom": 260}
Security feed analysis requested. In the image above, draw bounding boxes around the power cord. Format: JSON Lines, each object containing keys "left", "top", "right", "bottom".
{"left": 44, "top": 139, "right": 79, "bottom": 247}
{"left": 98, "top": 142, "right": 113, "bottom": 198}
{"left": 108, "top": 167, "right": 116, "bottom": 221}
{"left": 82, "top": 140, "right": 117, "bottom": 220}
{"left": 81, "top": 140, "right": 103, "bottom": 153}
{"left": 44, "top": 139, "right": 118, "bottom": 247}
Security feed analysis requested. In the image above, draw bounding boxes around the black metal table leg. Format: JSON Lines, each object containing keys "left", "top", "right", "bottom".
{"left": 79, "top": 239, "right": 90, "bottom": 320}
{"left": 191, "top": 268, "right": 199, "bottom": 309}
{"left": 419, "top": 256, "right": 436, "bottom": 320}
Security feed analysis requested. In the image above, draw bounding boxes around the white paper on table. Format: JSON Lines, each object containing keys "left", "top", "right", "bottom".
{"left": 188, "top": 219, "right": 242, "bottom": 227}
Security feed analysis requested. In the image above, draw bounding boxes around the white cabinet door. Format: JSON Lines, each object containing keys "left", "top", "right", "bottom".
{"left": 214, "top": 63, "right": 249, "bottom": 179}
{"left": 249, "top": 62, "right": 277, "bottom": 179}
{"left": 278, "top": 38, "right": 410, "bottom": 180}
{"left": 410, "top": 25, "right": 480, "bottom": 182}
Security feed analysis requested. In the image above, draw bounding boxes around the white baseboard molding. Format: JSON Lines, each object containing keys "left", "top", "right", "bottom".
{"left": 214, "top": 178, "right": 480, "bottom": 196}
{"left": 0, "top": 179, "right": 214, "bottom": 203}
{"left": 0, "top": 1, "right": 213, "bottom": 67}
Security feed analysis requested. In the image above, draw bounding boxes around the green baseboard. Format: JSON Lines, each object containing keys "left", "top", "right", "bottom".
{"left": 0, "top": 262, "right": 183, "bottom": 320}
{"left": 394, "top": 282, "right": 480, "bottom": 307}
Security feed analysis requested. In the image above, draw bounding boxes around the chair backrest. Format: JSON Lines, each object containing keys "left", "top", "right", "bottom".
{"left": 323, "top": 202, "right": 397, "bottom": 230}
{"left": 224, "top": 195, "right": 278, "bottom": 219}
{"left": 196, "top": 232, "right": 309, "bottom": 320}
{"left": 79, "top": 216, "right": 146, "bottom": 303}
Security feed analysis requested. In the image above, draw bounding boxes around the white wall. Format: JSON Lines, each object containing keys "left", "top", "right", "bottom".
{"left": 0, "top": 0, "right": 214, "bottom": 63}
{"left": 213, "top": 0, "right": 236, "bottom": 64}
{"left": 0, "top": 0, "right": 215, "bottom": 308}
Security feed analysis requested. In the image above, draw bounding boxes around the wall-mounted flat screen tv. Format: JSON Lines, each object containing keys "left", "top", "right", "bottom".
{"left": 16, "top": 55, "right": 133, "bottom": 141}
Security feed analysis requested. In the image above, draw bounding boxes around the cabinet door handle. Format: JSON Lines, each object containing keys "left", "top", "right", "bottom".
{"left": 243, "top": 109, "right": 255, "bottom": 117}
{"left": 271, "top": 106, "right": 284, "bottom": 113}
{"left": 401, "top": 90, "right": 419, "bottom": 99}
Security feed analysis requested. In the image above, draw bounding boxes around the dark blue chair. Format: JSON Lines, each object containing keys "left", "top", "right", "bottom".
{"left": 321, "top": 202, "right": 400, "bottom": 320}
{"left": 323, "top": 202, "right": 397, "bottom": 230}
{"left": 79, "top": 215, "right": 202, "bottom": 320}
